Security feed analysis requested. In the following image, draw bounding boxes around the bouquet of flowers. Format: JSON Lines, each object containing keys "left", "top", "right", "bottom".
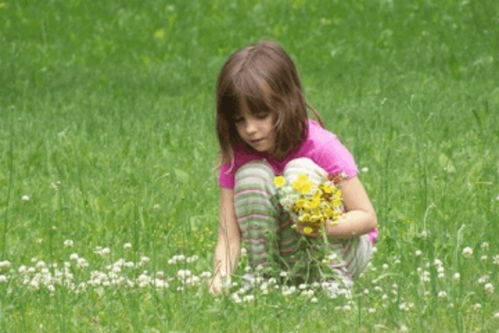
{"left": 273, "top": 173, "right": 345, "bottom": 236}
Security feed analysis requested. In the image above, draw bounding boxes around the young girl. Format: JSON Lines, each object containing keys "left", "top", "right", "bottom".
{"left": 210, "top": 40, "right": 378, "bottom": 295}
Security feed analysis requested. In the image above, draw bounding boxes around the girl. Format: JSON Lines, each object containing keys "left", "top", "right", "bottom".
{"left": 210, "top": 40, "right": 378, "bottom": 295}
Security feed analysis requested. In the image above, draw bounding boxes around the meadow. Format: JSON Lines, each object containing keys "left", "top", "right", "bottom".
{"left": 1, "top": 0, "right": 498, "bottom": 331}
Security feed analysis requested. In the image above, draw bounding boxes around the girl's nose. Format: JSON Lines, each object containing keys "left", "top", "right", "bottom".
{"left": 245, "top": 119, "right": 257, "bottom": 134}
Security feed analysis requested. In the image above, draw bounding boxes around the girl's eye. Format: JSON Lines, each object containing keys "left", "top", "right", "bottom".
{"left": 256, "top": 112, "right": 269, "bottom": 119}
{"left": 234, "top": 117, "right": 244, "bottom": 123}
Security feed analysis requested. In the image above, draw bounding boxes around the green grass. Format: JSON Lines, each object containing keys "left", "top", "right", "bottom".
{"left": 1, "top": 0, "right": 498, "bottom": 331}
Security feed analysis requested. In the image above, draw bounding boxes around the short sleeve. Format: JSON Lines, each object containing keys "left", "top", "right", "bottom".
{"left": 316, "top": 135, "right": 358, "bottom": 179}
{"left": 218, "top": 163, "right": 235, "bottom": 189}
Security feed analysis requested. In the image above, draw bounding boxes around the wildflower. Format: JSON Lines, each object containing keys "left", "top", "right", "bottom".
{"left": 303, "top": 226, "right": 313, "bottom": 235}
{"left": 152, "top": 204, "right": 160, "bottom": 209}
{"left": 494, "top": 312, "right": 499, "bottom": 319}
{"left": 77, "top": 258, "right": 89, "bottom": 269}
{"left": 382, "top": 264, "right": 389, "bottom": 270}
{"left": 242, "top": 294, "right": 255, "bottom": 302}
{"left": 310, "top": 297, "right": 318, "bottom": 303}
{"left": 273, "top": 176, "right": 286, "bottom": 188}
{"left": 0, "top": 275, "right": 7, "bottom": 283}
{"left": 279, "top": 271, "right": 288, "bottom": 278}
{"left": 462, "top": 247, "right": 473, "bottom": 258}
{"left": 494, "top": 255, "right": 499, "bottom": 265}
{"left": 21, "top": 195, "right": 30, "bottom": 201}
{"left": 480, "top": 255, "right": 488, "bottom": 261}
{"left": 63, "top": 240, "right": 74, "bottom": 247}
{"left": 186, "top": 255, "right": 199, "bottom": 263}
{"left": 415, "top": 250, "right": 422, "bottom": 256}
{"left": 0, "top": 260, "right": 11, "bottom": 269}
{"left": 453, "top": 273, "right": 461, "bottom": 281}
{"left": 478, "top": 275, "right": 489, "bottom": 284}
{"left": 361, "top": 167, "right": 369, "bottom": 173}
{"left": 481, "top": 242, "right": 489, "bottom": 250}
{"left": 123, "top": 243, "right": 132, "bottom": 250}
{"left": 139, "top": 256, "right": 150, "bottom": 265}
{"left": 438, "top": 291, "right": 447, "bottom": 298}
{"left": 473, "top": 303, "right": 482, "bottom": 310}
{"left": 484, "top": 283, "right": 494, "bottom": 294}
{"left": 154, "top": 28, "right": 165, "bottom": 40}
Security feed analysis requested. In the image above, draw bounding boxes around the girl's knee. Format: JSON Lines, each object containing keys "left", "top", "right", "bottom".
{"left": 283, "top": 158, "right": 327, "bottom": 182}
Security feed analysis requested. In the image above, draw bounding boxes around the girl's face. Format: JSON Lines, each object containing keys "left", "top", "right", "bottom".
{"left": 234, "top": 100, "right": 276, "bottom": 154}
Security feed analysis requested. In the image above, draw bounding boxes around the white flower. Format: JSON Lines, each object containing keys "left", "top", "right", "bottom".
{"left": 94, "top": 246, "right": 111, "bottom": 256}
{"left": 473, "top": 303, "right": 482, "bottom": 310}
{"left": 462, "top": 247, "right": 473, "bottom": 258}
{"left": 279, "top": 271, "right": 288, "bottom": 278}
{"left": 123, "top": 243, "right": 132, "bottom": 250}
{"left": 361, "top": 167, "right": 369, "bottom": 173}
{"left": 453, "top": 273, "right": 461, "bottom": 281}
{"left": 484, "top": 283, "right": 494, "bottom": 294}
{"left": 438, "top": 291, "right": 447, "bottom": 298}
{"left": 494, "top": 312, "right": 499, "bottom": 319}
{"left": 480, "top": 255, "right": 488, "bottom": 261}
{"left": 481, "top": 242, "right": 489, "bottom": 250}
{"left": 0, "top": 275, "right": 7, "bottom": 283}
{"left": 310, "top": 297, "right": 318, "bottom": 303}
{"left": 186, "top": 255, "right": 199, "bottom": 263}
{"left": 152, "top": 204, "right": 160, "bottom": 209}
{"left": 368, "top": 307, "right": 376, "bottom": 314}
{"left": 415, "top": 250, "right": 422, "bottom": 256}
{"left": 63, "top": 240, "right": 74, "bottom": 247}
{"left": 477, "top": 275, "right": 489, "bottom": 284}
{"left": 242, "top": 294, "right": 255, "bottom": 302}
{"left": 21, "top": 195, "right": 30, "bottom": 201}
{"left": 494, "top": 255, "right": 499, "bottom": 265}
{"left": 0, "top": 260, "right": 11, "bottom": 269}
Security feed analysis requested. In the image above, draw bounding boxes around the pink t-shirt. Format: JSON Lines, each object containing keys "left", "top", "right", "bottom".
{"left": 219, "top": 120, "right": 358, "bottom": 188}
{"left": 219, "top": 119, "right": 379, "bottom": 243}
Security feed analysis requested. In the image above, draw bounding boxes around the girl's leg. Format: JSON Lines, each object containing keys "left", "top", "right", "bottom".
{"left": 234, "top": 160, "right": 280, "bottom": 270}
{"left": 283, "top": 157, "right": 374, "bottom": 285}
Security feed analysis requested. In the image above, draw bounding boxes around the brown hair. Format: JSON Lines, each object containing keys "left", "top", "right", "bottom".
{"left": 216, "top": 40, "right": 324, "bottom": 164}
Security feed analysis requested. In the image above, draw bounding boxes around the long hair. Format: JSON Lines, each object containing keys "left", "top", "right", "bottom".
{"left": 216, "top": 40, "right": 323, "bottom": 164}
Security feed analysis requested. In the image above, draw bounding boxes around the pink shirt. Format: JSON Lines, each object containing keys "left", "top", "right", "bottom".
{"left": 219, "top": 119, "right": 379, "bottom": 243}
{"left": 219, "top": 120, "right": 358, "bottom": 188}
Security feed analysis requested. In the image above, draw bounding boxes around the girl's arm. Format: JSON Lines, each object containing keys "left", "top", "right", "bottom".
{"left": 209, "top": 187, "right": 241, "bottom": 295}
{"left": 325, "top": 176, "right": 377, "bottom": 238}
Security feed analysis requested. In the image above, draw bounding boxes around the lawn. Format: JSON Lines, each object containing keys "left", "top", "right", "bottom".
{"left": 1, "top": 0, "right": 498, "bottom": 331}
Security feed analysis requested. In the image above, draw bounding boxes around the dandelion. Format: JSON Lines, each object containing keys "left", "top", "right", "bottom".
{"left": 63, "top": 240, "right": 74, "bottom": 248}
{"left": 21, "top": 195, "right": 30, "bottom": 201}
{"left": 484, "top": 283, "right": 494, "bottom": 294}
{"left": 462, "top": 247, "right": 473, "bottom": 258}
{"left": 273, "top": 176, "right": 286, "bottom": 188}
{"left": 154, "top": 28, "right": 165, "bottom": 40}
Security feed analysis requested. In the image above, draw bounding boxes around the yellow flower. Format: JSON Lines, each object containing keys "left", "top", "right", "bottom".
{"left": 308, "top": 196, "right": 321, "bottom": 209}
{"left": 303, "top": 226, "right": 313, "bottom": 235}
{"left": 273, "top": 176, "right": 286, "bottom": 188}
{"left": 154, "top": 28, "right": 165, "bottom": 40}
{"left": 294, "top": 198, "right": 306, "bottom": 210}
{"left": 292, "top": 174, "right": 313, "bottom": 194}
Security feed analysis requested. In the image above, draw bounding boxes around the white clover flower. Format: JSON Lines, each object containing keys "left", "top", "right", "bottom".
{"left": 480, "top": 255, "right": 488, "bottom": 261}
{"left": 242, "top": 294, "right": 255, "bottom": 302}
{"left": 240, "top": 248, "right": 247, "bottom": 257}
{"left": 123, "top": 243, "right": 132, "bottom": 250}
{"left": 200, "top": 271, "right": 212, "bottom": 279}
{"left": 361, "top": 167, "right": 369, "bottom": 173}
{"left": 342, "top": 304, "right": 352, "bottom": 312}
{"left": 279, "top": 271, "right": 288, "bottom": 278}
{"left": 94, "top": 246, "right": 111, "bottom": 256}
{"left": 477, "top": 275, "right": 489, "bottom": 284}
{"left": 186, "top": 255, "right": 199, "bottom": 263}
{"left": 231, "top": 293, "right": 242, "bottom": 304}
{"left": 462, "top": 247, "right": 473, "bottom": 258}
{"left": 310, "top": 297, "right": 318, "bottom": 303}
{"left": 453, "top": 272, "right": 461, "bottom": 281}
{"left": 438, "top": 291, "right": 447, "bottom": 298}
{"left": 139, "top": 256, "right": 150, "bottom": 265}
{"left": 473, "top": 303, "right": 482, "bottom": 310}
{"left": 368, "top": 307, "right": 376, "bottom": 314}
{"left": 484, "top": 283, "right": 494, "bottom": 294}
{"left": 481, "top": 242, "right": 489, "bottom": 250}
{"left": 77, "top": 258, "right": 89, "bottom": 269}
{"left": 0, "top": 275, "right": 7, "bottom": 283}
{"left": 494, "top": 255, "right": 499, "bottom": 265}
{"left": 0, "top": 260, "right": 11, "bottom": 269}
{"left": 382, "top": 294, "right": 389, "bottom": 301}
{"left": 415, "top": 250, "right": 422, "bottom": 256}
{"left": 382, "top": 264, "right": 389, "bottom": 270}
{"left": 21, "top": 195, "right": 30, "bottom": 201}
{"left": 152, "top": 204, "right": 160, "bottom": 209}
{"left": 494, "top": 312, "right": 499, "bottom": 319}
{"left": 63, "top": 240, "right": 74, "bottom": 247}
{"left": 399, "top": 324, "right": 409, "bottom": 332}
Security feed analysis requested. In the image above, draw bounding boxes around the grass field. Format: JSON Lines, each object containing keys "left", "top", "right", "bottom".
{"left": 1, "top": 0, "right": 498, "bottom": 331}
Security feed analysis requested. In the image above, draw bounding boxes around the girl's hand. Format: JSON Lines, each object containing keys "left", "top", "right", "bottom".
{"left": 209, "top": 274, "right": 230, "bottom": 296}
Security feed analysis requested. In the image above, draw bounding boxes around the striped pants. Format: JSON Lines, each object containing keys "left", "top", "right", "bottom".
{"left": 234, "top": 158, "right": 373, "bottom": 285}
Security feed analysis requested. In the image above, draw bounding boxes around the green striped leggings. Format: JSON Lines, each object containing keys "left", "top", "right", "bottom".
{"left": 234, "top": 157, "right": 373, "bottom": 285}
